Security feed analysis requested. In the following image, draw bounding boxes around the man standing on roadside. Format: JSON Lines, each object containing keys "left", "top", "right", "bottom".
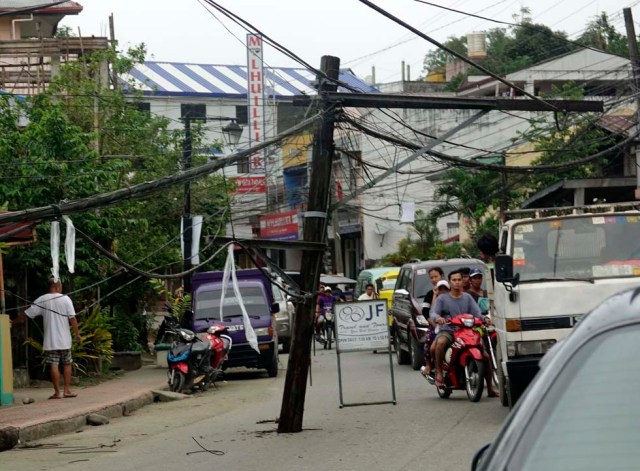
{"left": 14, "top": 278, "right": 81, "bottom": 399}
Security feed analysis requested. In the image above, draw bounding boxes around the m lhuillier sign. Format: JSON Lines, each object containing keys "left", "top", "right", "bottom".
{"left": 246, "top": 34, "right": 266, "bottom": 176}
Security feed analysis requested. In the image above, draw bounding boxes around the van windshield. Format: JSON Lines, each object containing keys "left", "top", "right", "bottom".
{"left": 195, "top": 286, "right": 268, "bottom": 320}
{"left": 512, "top": 215, "right": 640, "bottom": 282}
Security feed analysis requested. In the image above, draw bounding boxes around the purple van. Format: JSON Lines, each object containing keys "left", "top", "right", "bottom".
{"left": 191, "top": 269, "right": 279, "bottom": 377}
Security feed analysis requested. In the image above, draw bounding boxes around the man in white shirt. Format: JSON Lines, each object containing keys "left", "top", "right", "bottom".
{"left": 358, "top": 283, "right": 378, "bottom": 301}
{"left": 15, "top": 278, "right": 81, "bottom": 399}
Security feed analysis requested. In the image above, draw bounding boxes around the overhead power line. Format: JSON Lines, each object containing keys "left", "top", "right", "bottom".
{"left": 358, "top": 0, "right": 560, "bottom": 112}
{"left": 0, "top": 112, "right": 322, "bottom": 225}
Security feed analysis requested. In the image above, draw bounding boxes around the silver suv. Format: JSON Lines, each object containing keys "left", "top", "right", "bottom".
{"left": 391, "top": 258, "right": 486, "bottom": 370}
{"left": 272, "top": 284, "right": 295, "bottom": 353}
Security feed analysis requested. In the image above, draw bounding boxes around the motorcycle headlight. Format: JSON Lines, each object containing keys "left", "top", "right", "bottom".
{"left": 179, "top": 329, "right": 195, "bottom": 342}
{"left": 462, "top": 317, "right": 475, "bottom": 328}
{"left": 415, "top": 314, "right": 430, "bottom": 326}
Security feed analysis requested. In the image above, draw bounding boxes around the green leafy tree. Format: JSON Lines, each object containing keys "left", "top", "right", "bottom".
{"left": 410, "top": 209, "right": 440, "bottom": 259}
{"left": 579, "top": 13, "right": 628, "bottom": 56}
{"left": 1, "top": 46, "right": 230, "bottom": 357}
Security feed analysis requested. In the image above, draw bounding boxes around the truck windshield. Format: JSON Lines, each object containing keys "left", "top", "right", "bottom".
{"left": 512, "top": 215, "right": 640, "bottom": 282}
{"left": 194, "top": 286, "right": 268, "bottom": 319}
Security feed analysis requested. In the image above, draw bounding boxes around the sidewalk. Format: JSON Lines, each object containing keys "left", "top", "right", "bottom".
{"left": 0, "top": 363, "right": 168, "bottom": 451}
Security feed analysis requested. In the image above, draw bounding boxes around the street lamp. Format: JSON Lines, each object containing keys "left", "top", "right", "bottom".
{"left": 221, "top": 119, "right": 243, "bottom": 149}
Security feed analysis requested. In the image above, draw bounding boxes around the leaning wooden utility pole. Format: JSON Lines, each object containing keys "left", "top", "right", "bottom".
{"left": 278, "top": 55, "right": 340, "bottom": 433}
{"left": 624, "top": 7, "right": 640, "bottom": 200}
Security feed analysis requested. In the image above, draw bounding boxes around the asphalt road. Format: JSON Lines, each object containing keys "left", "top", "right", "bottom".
{"left": 2, "top": 346, "right": 509, "bottom": 471}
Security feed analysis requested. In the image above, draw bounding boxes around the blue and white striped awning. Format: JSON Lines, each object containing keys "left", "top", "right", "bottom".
{"left": 126, "top": 61, "right": 378, "bottom": 98}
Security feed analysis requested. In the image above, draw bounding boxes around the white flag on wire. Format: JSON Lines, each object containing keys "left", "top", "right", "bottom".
{"left": 219, "top": 245, "right": 259, "bottom": 353}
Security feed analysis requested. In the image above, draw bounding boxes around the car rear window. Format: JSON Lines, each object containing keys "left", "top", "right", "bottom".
{"left": 510, "top": 325, "right": 640, "bottom": 470}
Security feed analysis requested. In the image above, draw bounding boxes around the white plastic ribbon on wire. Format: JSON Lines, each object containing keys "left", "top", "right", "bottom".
{"left": 50, "top": 221, "right": 60, "bottom": 282}
{"left": 219, "top": 245, "right": 258, "bottom": 353}
{"left": 62, "top": 216, "right": 76, "bottom": 273}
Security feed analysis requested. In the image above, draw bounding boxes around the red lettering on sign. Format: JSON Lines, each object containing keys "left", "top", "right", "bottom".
{"left": 250, "top": 71, "right": 261, "bottom": 81}
{"left": 248, "top": 36, "right": 262, "bottom": 46}
{"left": 250, "top": 84, "right": 261, "bottom": 94}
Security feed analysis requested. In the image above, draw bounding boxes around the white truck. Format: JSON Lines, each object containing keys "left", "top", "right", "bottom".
{"left": 492, "top": 203, "right": 640, "bottom": 407}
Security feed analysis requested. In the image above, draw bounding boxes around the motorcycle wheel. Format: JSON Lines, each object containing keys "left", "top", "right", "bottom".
{"left": 169, "top": 370, "right": 186, "bottom": 393}
{"left": 326, "top": 324, "right": 333, "bottom": 350}
{"left": 436, "top": 385, "right": 452, "bottom": 399}
{"left": 465, "top": 358, "right": 486, "bottom": 402}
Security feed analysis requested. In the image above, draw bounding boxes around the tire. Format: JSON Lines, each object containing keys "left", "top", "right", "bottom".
{"left": 496, "top": 348, "right": 509, "bottom": 407}
{"left": 395, "top": 331, "right": 411, "bottom": 365}
{"left": 410, "top": 335, "right": 423, "bottom": 371}
{"left": 465, "top": 358, "right": 485, "bottom": 402}
{"left": 326, "top": 323, "right": 333, "bottom": 350}
{"left": 266, "top": 350, "right": 279, "bottom": 378}
{"left": 169, "top": 370, "right": 186, "bottom": 393}
{"left": 437, "top": 386, "right": 452, "bottom": 399}
{"left": 281, "top": 337, "right": 291, "bottom": 354}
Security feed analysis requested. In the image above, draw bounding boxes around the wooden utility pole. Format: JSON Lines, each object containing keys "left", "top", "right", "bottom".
{"left": 624, "top": 8, "right": 640, "bottom": 199}
{"left": 278, "top": 55, "right": 340, "bottom": 433}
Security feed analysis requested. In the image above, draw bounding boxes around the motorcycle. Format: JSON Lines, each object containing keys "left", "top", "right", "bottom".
{"left": 432, "top": 314, "right": 487, "bottom": 402}
{"left": 317, "top": 310, "right": 335, "bottom": 350}
{"left": 164, "top": 319, "right": 232, "bottom": 393}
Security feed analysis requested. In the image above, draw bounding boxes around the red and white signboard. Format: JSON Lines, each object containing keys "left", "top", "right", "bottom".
{"left": 246, "top": 34, "right": 266, "bottom": 175}
{"left": 259, "top": 210, "right": 299, "bottom": 240}
{"left": 233, "top": 175, "right": 267, "bottom": 194}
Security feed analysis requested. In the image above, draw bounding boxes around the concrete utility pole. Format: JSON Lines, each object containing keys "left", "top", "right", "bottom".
{"left": 278, "top": 55, "right": 340, "bottom": 433}
{"left": 182, "top": 115, "right": 193, "bottom": 300}
{"left": 624, "top": 7, "right": 640, "bottom": 199}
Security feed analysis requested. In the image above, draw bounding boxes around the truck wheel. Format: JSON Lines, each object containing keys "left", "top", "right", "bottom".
{"left": 496, "top": 349, "right": 509, "bottom": 407}
{"left": 410, "top": 336, "right": 423, "bottom": 371}
{"left": 267, "top": 351, "right": 279, "bottom": 378}
{"left": 395, "top": 331, "right": 410, "bottom": 365}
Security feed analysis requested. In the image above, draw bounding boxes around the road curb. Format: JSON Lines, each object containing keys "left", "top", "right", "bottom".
{"left": 0, "top": 390, "right": 157, "bottom": 450}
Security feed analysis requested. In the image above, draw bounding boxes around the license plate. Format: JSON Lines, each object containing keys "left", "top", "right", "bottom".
{"left": 227, "top": 324, "right": 244, "bottom": 331}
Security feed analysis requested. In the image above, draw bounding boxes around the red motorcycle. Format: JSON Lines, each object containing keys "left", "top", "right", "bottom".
{"left": 203, "top": 324, "right": 232, "bottom": 382}
{"left": 164, "top": 317, "right": 232, "bottom": 393}
{"left": 434, "top": 314, "right": 486, "bottom": 402}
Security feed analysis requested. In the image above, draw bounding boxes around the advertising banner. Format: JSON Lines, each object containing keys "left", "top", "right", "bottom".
{"left": 246, "top": 33, "right": 266, "bottom": 175}
{"left": 259, "top": 210, "right": 299, "bottom": 240}
{"left": 335, "top": 300, "right": 389, "bottom": 352}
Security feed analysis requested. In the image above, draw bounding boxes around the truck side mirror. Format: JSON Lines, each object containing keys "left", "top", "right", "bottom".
{"left": 271, "top": 302, "right": 280, "bottom": 314}
{"left": 495, "top": 254, "right": 520, "bottom": 287}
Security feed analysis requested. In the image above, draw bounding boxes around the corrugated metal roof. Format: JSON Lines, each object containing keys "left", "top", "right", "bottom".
{"left": 126, "top": 61, "right": 378, "bottom": 98}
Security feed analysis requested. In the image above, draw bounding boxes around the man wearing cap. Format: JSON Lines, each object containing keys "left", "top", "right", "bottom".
{"left": 315, "top": 286, "right": 335, "bottom": 343}
{"left": 430, "top": 270, "right": 486, "bottom": 388}
{"left": 467, "top": 268, "right": 489, "bottom": 314}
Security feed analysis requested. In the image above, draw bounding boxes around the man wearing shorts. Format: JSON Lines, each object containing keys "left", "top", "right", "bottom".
{"left": 430, "top": 270, "right": 485, "bottom": 388}
{"left": 22, "top": 278, "right": 81, "bottom": 399}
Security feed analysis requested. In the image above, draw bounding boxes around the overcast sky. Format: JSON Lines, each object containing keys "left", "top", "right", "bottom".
{"left": 62, "top": 0, "right": 638, "bottom": 83}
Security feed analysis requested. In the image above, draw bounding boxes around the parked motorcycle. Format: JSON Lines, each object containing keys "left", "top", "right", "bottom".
{"left": 164, "top": 318, "right": 232, "bottom": 393}
{"left": 432, "top": 314, "right": 487, "bottom": 402}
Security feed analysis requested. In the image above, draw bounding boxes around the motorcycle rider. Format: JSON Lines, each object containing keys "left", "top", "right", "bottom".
{"left": 315, "top": 286, "right": 335, "bottom": 343}
{"left": 420, "top": 267, "right": 445, "bottom": 380}
{"left": 430, "top": 270, "right": 487, "bottom": 388}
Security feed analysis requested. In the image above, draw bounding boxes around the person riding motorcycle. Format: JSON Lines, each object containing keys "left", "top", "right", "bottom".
{"left": 315, "top": 286, "right": 335, "bottom": 343}
{"left": 430, "top": 270, "right": 488, "bottom": 388}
